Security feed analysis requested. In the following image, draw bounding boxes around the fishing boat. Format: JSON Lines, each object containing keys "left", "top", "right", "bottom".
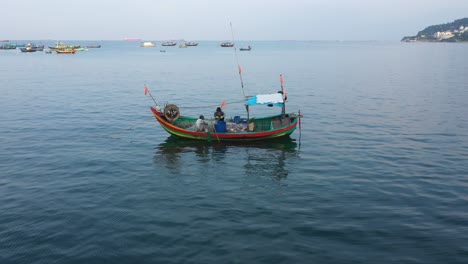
{"left": 55, "top": 48, "right": 76, "bottom": 54}
{"left": 239, "top": 45, "right": 252, "bottom": 51}
{"left": 179, "top": 43, "right": 188, "bottom": 48}
{"left": 220, "top": 42, "right": 234, "bottom": 47}
{"left": 162, "top": 41, "right": 177, "bottom": 46}
{"left": 86, "top": 44, "right": 101, "bottom": 48}
{"left": 148, "top": 74, "right": 300, "bottom": 142}
{"left": 186, "top": 42, "right": 199, "bottom": 46}
{"left": 49, "top": 42, "right": 79, "bottom": 50}
{"left": 19, "top": 43, "right": 38, "bottom": 52}
{"left": 0, "top": 43, "right": 16, "bottom": 50}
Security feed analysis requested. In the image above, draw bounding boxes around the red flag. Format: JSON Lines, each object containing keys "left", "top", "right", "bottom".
{"left": 221, "top": 100, "right": 226, "bottom": 109}
{"left": 238, "top": 65, "right": 242, "bottom": 74}
{"left": 280, "top": 75, "right": 287, "bottom": 100}
{"left": 144, "top": 85, "right": 149, "bottom": 96}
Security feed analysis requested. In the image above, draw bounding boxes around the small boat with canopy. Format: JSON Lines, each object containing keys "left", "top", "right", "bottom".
{"left": 147, "top": 73, "right": 301, "bottom": 142}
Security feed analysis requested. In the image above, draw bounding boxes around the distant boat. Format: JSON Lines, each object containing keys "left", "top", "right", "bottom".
{"left": 141, "top": 41, "right": 156, "bottom": 47}
{"left": 239, "top": 45, "right": 252, "bottom": 51}
{"left": 45, "top": 50, "right": 52, "bottom": 54}
{"left": 124, "top": 37, "right": 141, "bottom": 42}
{"left": 160, "top": 49, "right": 166, "bottom": 52}
{"left": 186, "top": 42, "right": 199, "bottom": 46}
{"left": 0, "top": 43, "right": 16, "bottom": 50}
{"left": 56, "top": 48, "right": 76, "bottom": 54}
{"left": 179, "top": 44, "right": 188, "bottom": 48}
{"left": 86, "top": 44, "right": 101, "bottom": 48}
{"left": 220, "top": 42, "right": 234, "bottom": 47}
{"left": 49, "top": 42, "right": 79, "bottom": 51}
{"left": 162, "top": 41, "right": 177, "bottom": 46}
{"left": 19, "top": 43, "right": 38, "bottom": 52}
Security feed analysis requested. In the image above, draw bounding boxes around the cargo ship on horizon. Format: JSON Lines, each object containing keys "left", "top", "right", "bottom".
{"left": 124, "top": 37, "right": 141, "bottom": 42}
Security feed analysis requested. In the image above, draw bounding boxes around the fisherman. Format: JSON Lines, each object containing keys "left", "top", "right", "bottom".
{"left": 196, "top": 115, "right": 208, "bottom": 132}
{"left": 214, "top": 107, "right": 225, "bottom": 121}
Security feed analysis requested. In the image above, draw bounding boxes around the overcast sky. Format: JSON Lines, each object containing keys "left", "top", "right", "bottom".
{"left": 2, "top": 0, "right": 467, "bottom": 41}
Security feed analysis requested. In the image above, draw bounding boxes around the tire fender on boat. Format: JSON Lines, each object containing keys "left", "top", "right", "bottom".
{"left": 164, "top": 104, "right": 180, "bottom": 122}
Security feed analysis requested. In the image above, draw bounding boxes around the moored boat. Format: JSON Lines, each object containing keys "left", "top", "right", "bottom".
{"left": 19, "top": 43, "right": 38, "bottom": 52}
{"left": 162, "top": 41, "right": 177, "bottom": 46}
{"left": 186, "top": 42, "right": 199, "bottom": 46}
{"left": 179, "top": 43, "right": 188, "bottom": 48}
{"left": 239, "top": 45, "right": 252, "bottom": 51}
{"left": 55, "top": 48, "right": 76, "bottom": 54}
{"left": 0, "top": 43, "right": 16, "bottom": 50}
{"left": 220, "top": 42, "right": 234, "bottom": 47}
{"left": 49, "top": 42, "right": 79, "bottom": 51}
{"left": 86, "top": 44, "right": 101, "bottom": 48}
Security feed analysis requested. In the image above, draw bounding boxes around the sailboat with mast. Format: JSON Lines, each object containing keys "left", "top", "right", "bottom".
{"left": 147, "top": 25, "right": 301, "bottom": 142}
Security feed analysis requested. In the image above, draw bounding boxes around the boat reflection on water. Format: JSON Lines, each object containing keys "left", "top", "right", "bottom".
{"left": 154, "top": 136, "right": 299, "bottom": 180}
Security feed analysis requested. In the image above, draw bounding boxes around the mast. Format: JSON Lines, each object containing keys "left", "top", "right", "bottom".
{"left": 280, "top": 74, "right": 286, "bottom": 118}
{"left": 229, "top": 22, "right": 250, "bottom": 119}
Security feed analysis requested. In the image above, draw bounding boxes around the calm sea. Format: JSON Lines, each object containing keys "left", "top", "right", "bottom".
{"left": 1, "top": 40, "right": 468, "bottom": 263}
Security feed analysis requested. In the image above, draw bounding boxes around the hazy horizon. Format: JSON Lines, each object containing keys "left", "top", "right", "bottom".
{"left": 2, "top": 0, "right": 468, "bottom": 41}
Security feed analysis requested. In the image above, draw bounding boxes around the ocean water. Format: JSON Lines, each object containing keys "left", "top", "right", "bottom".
{"left": 1, "top": 40, "right": 468, "bottom": 263}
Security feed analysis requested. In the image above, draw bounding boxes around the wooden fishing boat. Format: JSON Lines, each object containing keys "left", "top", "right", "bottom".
{"left": 220, "top": 42, "right": 234, "bottom": 47}
{"left": 148, "top": 76, "right": 301, "bottom": 142}
{"left": 55, "top": 48, "right": 76, "bottom": 54}
{"left": 49, "top": 42, "right": 79, "bottom": 50}
{"left": 19, "top": 43, "right": 38, "bottom": 52}
{"left": 162, "top": 41, "right": 177, "bottom": 46}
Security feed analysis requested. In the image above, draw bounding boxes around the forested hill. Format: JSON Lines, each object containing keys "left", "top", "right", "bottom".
{"left": 402, "top": 18, "right": 468, "bottom": 42}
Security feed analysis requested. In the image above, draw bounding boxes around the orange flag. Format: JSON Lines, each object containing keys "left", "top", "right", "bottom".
{"left": 280, "top": 74, "right": 285, "bottom": 84}
{"left": 221, "top": 100, "right": 227, "bottom": 109}
{"left": 238, "top": 65, "right": 242, "bottom": 74}
{"left": 144, "top": 85, "right": 149, "bottom": 96}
